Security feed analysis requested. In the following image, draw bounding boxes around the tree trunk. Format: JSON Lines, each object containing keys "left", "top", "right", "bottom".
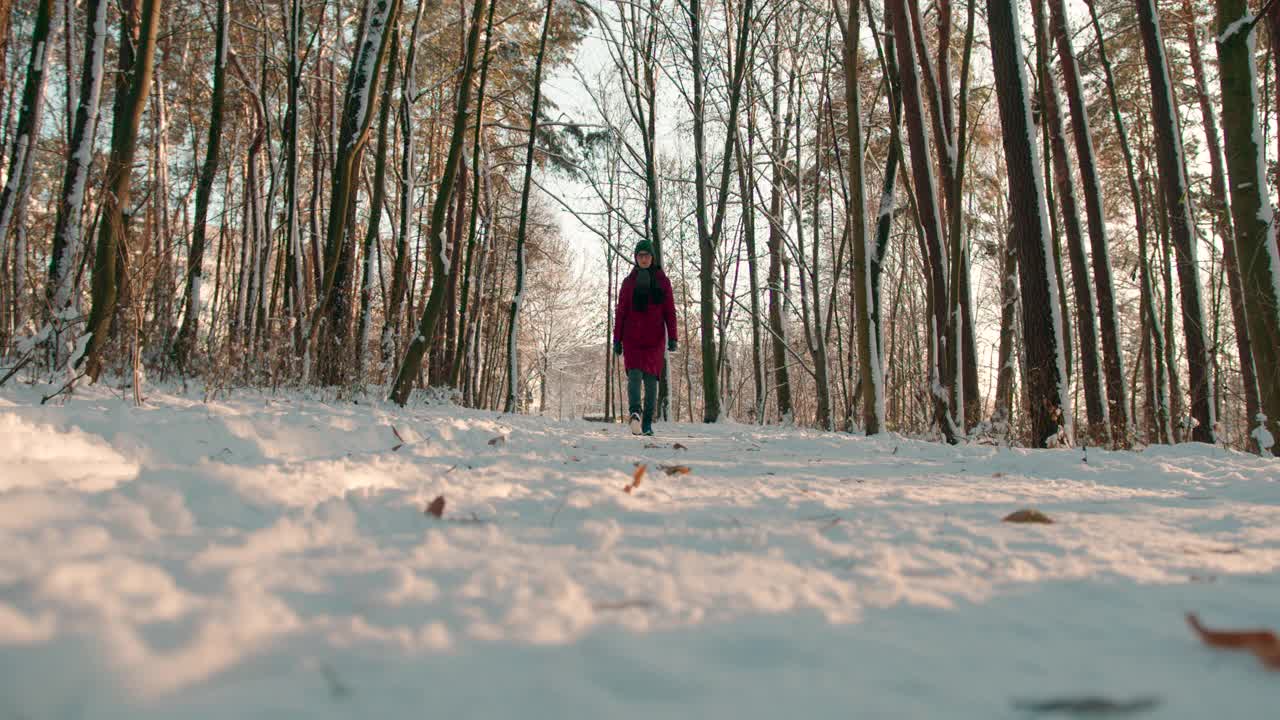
{"left": 992, "top": 227, "right": 1019, "bottom": 430}
{"left": 46, "top": 0, "right": 108, "bottom": 368}
{"left": 867, "top": 0, "right": 902, "bottom": 432}
{"left": 81, "top": 0, "right": 163, "bottom": 381}
{"left": 281, "top": 0, "right": 307, "bottom": 352}
{"left": 1032, "top": 0, "right": 1107, "bottom": 443}
{"left": 955, "top": 0, "right": 981, "bottom": 431}
{"left": 173, "top": 0, "right": 228, "bottom": 372}
{"left": 986, "top": 0, "right": 1072, "bottom": 447}
{"left": 1135, "top": 0, "right": 1216, "bottom": 443}
{"left": 1086, "top": 0, "right": 1170, "bottom": 444}
{"left": 1137, "top": 146, "right": 1174, "bottom": 442}
{"left": 839, "top": 0, "right": 879, "bottom": 434}
{"left": 1216, "top": 3, "right": 1280, "bottom": 455}
{"left": 888, "top": 0, "right": 958, "bottom": 443}
{"left": 381, "top": 0, "right": 426, "bottom": 373}
{"left": 736, "top": 87, "right": 766, "bottom": 423}
{"left": 308, "top": 0, "right": 402, "bottom": 383}
{"left": 356, "top": 33, "right": 398, "bottom": 380}
{"left": 1183, "top": 1, "right": 1259, "bottom": 449}
{"left": 0, "top": 0, "right": 60, "bottom": 348}
{"left": 450, "top": 0, "right": 496, "bottom": 388}
{"left": 389, "top": 0, "right": 487, "bottom": 404}
{"left": 507, "top": 13, "right": 546, "bottom": 415}
{"left": 1047, "top": 0, "right": 1130, "bottom": 446}
{"left": 767, "top": 42, "right": 794, "bottom": 422}
{"left": 1153, "top": 164, "right": 1183, "bottom": 440}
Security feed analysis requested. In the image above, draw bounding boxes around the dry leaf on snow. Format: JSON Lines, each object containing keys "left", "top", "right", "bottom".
{"left": 624, "top": 464, "right": 646, "bottom": 494}
{"left": 1187, "top": 613, "right": 1280, "bottom": 670}
{"left": 425, "top": 495, "right": 446, "bottom": 518}
{"left": 1003, "top": 508, "right": 1053, "bottom": 524}
{"left": 658, "top": 464, "right": 691, "bottom": 476}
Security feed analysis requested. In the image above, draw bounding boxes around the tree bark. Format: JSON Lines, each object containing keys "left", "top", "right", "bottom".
{"left": 688, "top": 0, "right": 752, "bottom": 422}
{"left": 308, "top": 0, "right": 402, "bottom": 384}
{"left": 1135, "top": 0, "right": 1216, "bottom": 443}
{"left": 173, "top": 0, "right": 228, "bottom": 372}
{"left": 992, "top": 226, "right": 1019, "bottom": 430}
{"left": 281, "top": 0, "right": 309, "bottom": 352}
{"left": 838, "top": 0, "right": 878, "bottom": 434}
{"left": 1032, "top": 0, "right": 1107, "bottom": 443}
{"left": 0, "top": 0, "right": 60, "bottom": 348}
{"left": 1047, "top": 0, "right": 1130, "bottom": 446}
{"left": 736, "top": 83, "right": 766, "bottom": 423}
{"left": 1182, "top": 1, "right": 1259, "bottom": 449}
{"left": 888, "top": 0, "right": 959, "bottom": 443}
{"left": 987, "top": 0, "right": 1072, "bottom": 447}
{"left": 46, "top": 0, "right": 108, "bottom": 367}
{"left": 356, "top": 33, "right": 398, "bottom": 380}
{"left": 501, "top": 0, "right": 558, "bottom": 409}
{"left": 766, "top": 40, "right": 794, "bottom": 422}
{"left": 450, "top": 0, "right": 497, "bottom": 389}
{"left": 1216, "top": 2, "right": 1280, "bottom": 455}
{"left": 1086, "top": 0, "right": 1171, "bottom": 443}
{"left": 389, "top": 0, "right": 487, "bottom": 405}
{"left": 81, "top": 0, "right": 163, "bottom": 381}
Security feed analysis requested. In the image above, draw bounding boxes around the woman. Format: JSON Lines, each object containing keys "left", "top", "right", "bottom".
{"left": 613, "top": 240, "right": 677, "bottom": 435}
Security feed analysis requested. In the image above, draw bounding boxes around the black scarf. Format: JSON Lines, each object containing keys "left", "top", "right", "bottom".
{"left": 631, "top": 267, "right": 665, "bottom": 311}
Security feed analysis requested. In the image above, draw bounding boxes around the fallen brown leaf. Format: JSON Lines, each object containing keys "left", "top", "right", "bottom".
{"left": 390, "top": 425, "right": 406, "bottom": 452}
{"left": 673, "top": 442, "right": 688, "bottom": 451}
{"left": 1187, "top": 613, "right": 1280, "bottom": 671}
{"left": 1003, "top": 508, "right": 1053, "bottom": 524}
{"left": 1187, "top": 613, "right": 1277, "bottom": 648}
{"left": 624, "top": 464, "right": 646, "bottom": 494}
{"left": 488, "top": 435, "right": 506, "bottom": 446}
{"left": 643, "top": 442, "right": 665, "bottom": 449}
{"left": 425, "top": 495, "right": 446, "bottom": 518}
{"left": 658, "top": 464, "right": 691, "bottom": 476}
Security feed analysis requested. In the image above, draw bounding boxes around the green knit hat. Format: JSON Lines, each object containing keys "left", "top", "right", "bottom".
{"left": 634, "top": 240, "right": 654, "bottom": 257}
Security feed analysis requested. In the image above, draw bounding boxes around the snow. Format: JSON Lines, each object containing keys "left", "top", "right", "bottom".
{"left": 189, "top": 275, "right": 203, "bottom": 323}
{"left": 2, "top": 384, "right": 1278, "bottom": 716}
{"left": 1217, "top": 14, "right": 1252, "bottom": 44}
{"left": 348, "top": 0, "right": 395, "bottom": 150}
{"left": 1253, "top": 414, "right": 1275, "bottom": 453}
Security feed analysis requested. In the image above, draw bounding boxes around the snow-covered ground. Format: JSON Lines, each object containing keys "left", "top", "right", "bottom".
{"left": 1, "top": 383, "right": 1278, "bottom": 718}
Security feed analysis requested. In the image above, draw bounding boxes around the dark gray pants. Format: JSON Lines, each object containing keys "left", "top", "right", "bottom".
{"left": 627, "top": 368, "right": 657, "bottom": 429}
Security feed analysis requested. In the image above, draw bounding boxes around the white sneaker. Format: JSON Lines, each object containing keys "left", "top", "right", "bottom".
{"left": 629, "top": 413, "right": 642, "bottom": 435}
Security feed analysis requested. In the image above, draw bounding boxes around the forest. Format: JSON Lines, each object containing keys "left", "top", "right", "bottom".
{"left": 0, "top": 0, "right": 1278, "bottom": 455}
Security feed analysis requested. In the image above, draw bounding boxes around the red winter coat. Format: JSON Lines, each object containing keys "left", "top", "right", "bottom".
{"left": 614, "top": 268, "right": 677, "bottom": 377}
